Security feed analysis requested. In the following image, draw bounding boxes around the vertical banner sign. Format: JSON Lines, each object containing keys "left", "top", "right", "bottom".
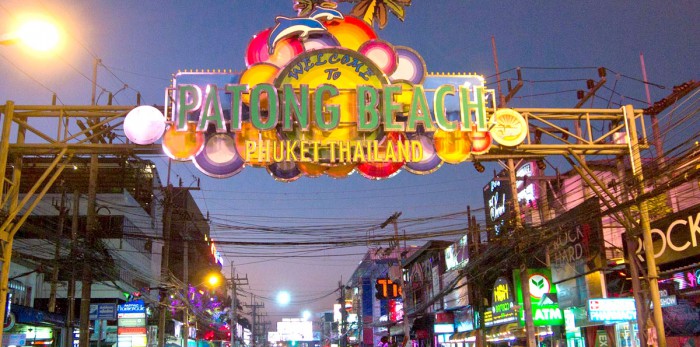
{"left": 117, "top": 300, "right": 147, "bottom": 347}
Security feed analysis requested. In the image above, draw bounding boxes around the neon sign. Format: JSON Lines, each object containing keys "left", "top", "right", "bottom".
{"left": 123, "top": 6, "right": 529, "bottom": 181}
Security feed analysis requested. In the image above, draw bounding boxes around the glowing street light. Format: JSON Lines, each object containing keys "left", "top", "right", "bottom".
{"left": 204, "top": 272, "right": 223, "bottom": 288}
{"left": 276, "top": 291, "right": 291, "bottom": 306}
{"left": 301, "top": 310, "right": 311, "bottom": 321}
{"left": 0, "top": 17, "right": 61, "bottom": 52}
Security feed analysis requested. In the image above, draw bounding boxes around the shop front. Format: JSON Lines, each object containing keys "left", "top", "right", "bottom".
{"left": 3, "top": 304, "right": 66, "bottom": 347}
{"left": 433, "top": 312, "right": 454, "bottom": 347}
{"left": 447, "top": 307, "right": 478, "bottom": 347}
{"left": 629, "top": 203, "right": 700, "bottom": 345}
{"left": 483, "top": 323, "right": 521, "bottom": 346}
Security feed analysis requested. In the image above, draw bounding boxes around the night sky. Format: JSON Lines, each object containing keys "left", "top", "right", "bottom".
{"left": 1, "top": 0, "right": 698, "bottom": 325}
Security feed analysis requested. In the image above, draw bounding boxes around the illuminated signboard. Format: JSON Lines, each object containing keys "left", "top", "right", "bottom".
{"left": 547, "top": 198, "right": 605, "bottom": 307}
{"left": 445, "top": 235, "right": 468, "bottom": 271}
{"left": 627, "top": 204, "right": 700, "bottom": 267}
{"left": 515, "top": 162, "right": 539, "bottom": 208}
{"left": 277, "top": 318, "right": 313, "bottom": 341}
{"left": 117, "top": 300, "right": 145, "bottom": 315}
{"left": 512, "top": 268, "right": 564, "bottom": 326}
{"left": 433, "top": 323, "right": 455, "bottom": 334}
{"left": 659, "top": 267, "right": 700, "bottom": 296}
{"left": 375, "top": 278, "right": 402, "bottom": 300}
{"left": 587, "top": 298, "right": 636, "bottom": 322}
{"left": 482, "top": 161, "right": 537, "bottom": 238}
{"left": 117, "top": 300, "right": 147, "bottom": 346}
{"left": 209, "top": 238, "right": 224, "bottom": 266}
{"left": 484, "top": 277, "right": 517, "bottom": 327}
{"left": 123, "top": 7, "right": 529, "bottom": 181}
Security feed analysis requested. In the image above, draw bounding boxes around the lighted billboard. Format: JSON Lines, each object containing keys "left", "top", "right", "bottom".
{"left": 123, "top": 6, "right": 529, "bottom": 181}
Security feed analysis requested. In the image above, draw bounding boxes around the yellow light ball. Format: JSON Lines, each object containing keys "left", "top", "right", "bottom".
{"left": 433, "top": 129, "right": 472, "bottom": 164}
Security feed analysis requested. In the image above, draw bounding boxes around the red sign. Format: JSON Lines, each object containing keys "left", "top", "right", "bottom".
{"left": 375, "top": 278, "right": 402, "bottom": 299}
{"left": 118, "top": 327, "right": 147, "bottom": 335}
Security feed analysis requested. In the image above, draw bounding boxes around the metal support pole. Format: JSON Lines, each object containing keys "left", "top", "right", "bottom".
{"left": 251, "top": 294, "right": 256, "bottom": 347}
{"left": 0, "top": 101, "right": 14, "bottom": 202}
{"left": 624, "top": 105, "right": 666, "bottom": 347}
{"left": 230, "top": 262, "right": 237, "bottom": 347}
{"left": 79, "top": 154, "right": 98, "bottom": 347}
{"left": 617, "top": 156, "right": 648, "bottom": 347}
{"left": 91, "top": 59, "right": 101, "bottom": 106}
{"left": 390, "top": 215, "right": 410, "bottom": 347}
{"left": 338, "top": 283, "right": 347, "bottom": 347}
{"left": 158, "top": 182, "right": 173, "bottom": 347}
{"left": 0, "top": 101, "right": 21, "bottom": 347}
{"left": 183, "top": 239, "right": 189, "bottom": 347}
{"left": 49, "top": 184, "right": 67, "bottom": 312}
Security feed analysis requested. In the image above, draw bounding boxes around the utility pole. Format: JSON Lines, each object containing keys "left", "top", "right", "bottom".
{"left": 229, "top": 264, "right": 248, "bottom": 347}
{"left": 337, "top": 281, "right": 347, "bottom": 347}
{"left": 157, "top": 181, "right": 173, "bottom": 347}
{"left": 158, "top": 174, "right": 200, "bottom": 347}
{"left": 79, "top": 154, "right": 99, "bottom": 347}
{"left": 245, "top": 294, "right": 264, "bottom": 347}
{"left": 625, "top": 105, "right": 667, "bottom": 347}
{"left": 49, "top": 183, "right": 67, "bottom": 312}
{"left": 617, "top": 156, "right": 648, "bottom": 347}
{"left": 259, "top": 320, "right": 271, "bottom": 347}
{"left": 505, "top": 159, "right": 536, "bottom": 347}
{"left": 380, "top": 212, "right": 410, "bottom": 347}
{"left": 183, "top": 236, "right": 189, "bottom": 347}
{"left": 467, "top": 206, "right": 484, "bottom": 347}
{"left": 65, "top": 190, "right": 80, "bottom": 347}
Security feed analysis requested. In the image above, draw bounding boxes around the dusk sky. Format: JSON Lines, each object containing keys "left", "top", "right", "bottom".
{"left": 1, "top": 0, "right": 698, "bottom": 325}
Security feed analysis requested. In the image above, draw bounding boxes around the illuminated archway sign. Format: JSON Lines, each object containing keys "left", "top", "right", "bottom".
{"left": 146, "top": 9, "right": 528, "bottom": 180}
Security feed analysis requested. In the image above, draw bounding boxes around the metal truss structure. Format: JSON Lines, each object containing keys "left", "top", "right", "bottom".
{"left": 0, "top": 101, "right": 677, "bottom": 346}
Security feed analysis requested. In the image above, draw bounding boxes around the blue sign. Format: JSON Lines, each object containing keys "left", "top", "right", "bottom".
{"left": 90, "top": 303, "right": 117, "bottom": 320}
{"left": 118, "top": 300, "right": 146, "bottom": 314}
{"left": 588, "top": 298, "right": 636, "bottom": 322}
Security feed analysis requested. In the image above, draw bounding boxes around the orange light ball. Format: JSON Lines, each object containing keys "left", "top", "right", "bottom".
{"left": 162, "top": 123, "right": 205, "bottom": 161}
{"left": 325, "top": 163, "right": 356, "bottom": 178}
{"left": 323, "top": 16, "right": 377, "bottom": 51}
{"left": 470, "top": 127, "right": 492, "bottom": 155}
{"left": 433, "top": 129, "right": 472, "bottom": 164}
{"left": 297, "top": 162, "right": 328, "bottom": 177}
{"left": 239, "top": 63, "right": 280, "bottom": 108}
{"left": 234, "top": 122, "right": 279, "bottom": 167}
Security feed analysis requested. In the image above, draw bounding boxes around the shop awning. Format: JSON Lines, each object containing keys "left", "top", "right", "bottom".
{"left": 484, "top": 323, "right": 521, "bottom": 339}
{"left": 449, "top": 330, "right": 477, "bottom": 341}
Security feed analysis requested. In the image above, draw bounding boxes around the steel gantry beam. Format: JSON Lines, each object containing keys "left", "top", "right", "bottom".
{"left": 0, "top": 101, "right": 661, "bottom": 345}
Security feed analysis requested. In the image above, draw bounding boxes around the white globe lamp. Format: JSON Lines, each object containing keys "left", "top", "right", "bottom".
{"left": 124, "top": 105, "right": 166, "bottom": 145}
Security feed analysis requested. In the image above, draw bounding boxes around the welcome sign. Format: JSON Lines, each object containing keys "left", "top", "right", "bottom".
{"left": 125, "top": 6, "right": 529, "bottom": 181}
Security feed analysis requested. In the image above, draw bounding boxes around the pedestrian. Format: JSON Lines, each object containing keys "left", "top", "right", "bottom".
{"left": 379, "top": 336, "right": 390, "bottom": 347}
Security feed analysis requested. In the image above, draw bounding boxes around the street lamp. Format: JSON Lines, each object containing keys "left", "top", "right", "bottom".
{"left": 204, "top": 272, "right": 224, "bottom": 288}
{"left": 0, "top": 17, "right": 61, "bottom": 52}
{"left": 0, "top": 14, "right": 64, "bottom": 347}
{"left": 276, "top": 291, "right": 291, "bottom": 306}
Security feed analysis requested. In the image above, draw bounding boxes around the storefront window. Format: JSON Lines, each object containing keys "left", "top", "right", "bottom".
{"left": 8, "top": 280, "right": 30, "bottom": 306}
{"left": 614, "top": 323, "right": 639, "bottom": 347}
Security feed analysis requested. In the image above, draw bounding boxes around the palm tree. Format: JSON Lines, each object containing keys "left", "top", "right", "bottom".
{"left": 294, "top": 0, "right": 339, "bottom": 17}
{"left": 341, "top": 0, "right": 411, "bottom": 29}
